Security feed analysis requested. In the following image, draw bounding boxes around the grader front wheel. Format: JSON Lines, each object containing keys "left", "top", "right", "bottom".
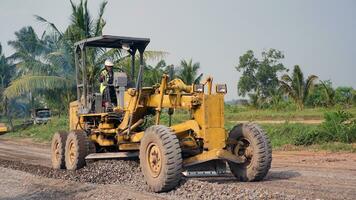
{"left": 140, "top": 125, "right": 183, "bottom": 192}
{"left": 228, "top": 123, "right": 272, "bottom": 181}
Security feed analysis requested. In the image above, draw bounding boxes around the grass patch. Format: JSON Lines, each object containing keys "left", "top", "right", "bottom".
{"left": 260, "top": 117, "right": 356, "bottom": 153}
{"left": 225, "top": 106, "right": 356, "bottom": 121}
{"left": 7, "top": 116, "right": 68, "bottom": 142}
{"left": 261, "top": 123, "right": 318, "bottom": 147}
{"left": 316, "top": 142, "right": 356, "bottom": 152}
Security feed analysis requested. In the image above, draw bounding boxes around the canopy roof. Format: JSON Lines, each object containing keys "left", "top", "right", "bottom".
{"left": 74, "top": 35, "right": 150, "bottom": 52}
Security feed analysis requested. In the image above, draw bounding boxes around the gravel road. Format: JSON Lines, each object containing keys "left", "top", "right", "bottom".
{"left": 0, "top": 137, "right": 355, "bottom": 200}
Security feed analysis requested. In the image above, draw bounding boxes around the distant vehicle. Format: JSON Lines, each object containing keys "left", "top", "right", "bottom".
{"left": 0, "top": 123, "right": 8, "bottom": 135}
{"left": 32, "top": 108, "right": 51, "bottom": 124}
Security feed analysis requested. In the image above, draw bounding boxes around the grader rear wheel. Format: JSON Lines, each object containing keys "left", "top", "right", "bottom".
{"left": 51, "top": 131, "right": 68, "bottom": 169}
{"left": 65, "top": 130, "right": 91, "bottom": 170}
{"left": 227, "top": 123, "right": 272, "bottom": 181}
{"left": 140, "top": 125, "right": 183, "bottom": 192}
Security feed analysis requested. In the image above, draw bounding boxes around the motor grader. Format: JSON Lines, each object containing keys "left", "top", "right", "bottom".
{"left": 0, "top": 123, "right": 8, "bottom": 135}
{"left": 51, "top": 35, "right": 272, "bottom": 192}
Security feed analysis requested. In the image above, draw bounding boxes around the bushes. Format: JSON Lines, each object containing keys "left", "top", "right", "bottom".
{"left": 298, "top": 110, "right": 356, "bottom": 144}
{"left": 318, "top": 110, "right": 356, "bottom": 143}
{"left": 294, "top": 131, "right": 321, "bottom": 145}
{"left": 262, "top": 110, "right": 356, "bottom": 147}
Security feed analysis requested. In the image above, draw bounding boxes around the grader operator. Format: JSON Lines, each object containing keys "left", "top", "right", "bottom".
{"left": 99, "top": 59, "right": 117, "bottom": 110}
{"left": 51, "top": 35, "right": 272, "bottom": 192}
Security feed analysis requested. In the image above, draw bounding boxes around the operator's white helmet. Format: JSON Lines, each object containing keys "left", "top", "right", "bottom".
{"left": 105, "top": 59, "right": 114, "bottom": 67}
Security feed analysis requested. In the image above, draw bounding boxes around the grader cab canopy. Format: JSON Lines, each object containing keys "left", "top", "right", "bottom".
{"left": 73, "top": 35, "right": 150, "bottom": 114}
{"left": 74, "top": 35, "right": 150, "bottom": 80}
{"left": 52, "top": 35, "right": 272, "bottom": 193}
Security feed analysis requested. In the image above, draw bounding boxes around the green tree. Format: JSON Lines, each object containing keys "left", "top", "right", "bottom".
{"left": 4, "top": 0, "right": 109, "bottom": 114}
{"left": 306, "top": 80, "right": 334, "bottom": 107}
{"left": 177, "top": 58, "right": 202, "bottom": 85}
{"left": 4, "top": 27, "right": 72, "bottom": 100}
{"left": 144, "top": 60, "right": 167, "bottom": 86}
{"left": 0, "top": 43, "right": 15, "bottom": 128}
{"left": 335, "top": 87, "right": 353, "bottom": 106}
{"left": 0, "top": 43, "right": 14, "bottom": 90}
{"left": 279, "top": 65, "right": 318, "bottom": 110}
{"left": 236, "top": 49, "right": 286, "bottom": 105}
{"left": 7, "top": 27, "right": 48, "bottom": 76}
{"left": 35, "top": 0, "right": 110, "bottom": 87}
{"left": 320, "top": 80, "right": 335, "bottom": 107}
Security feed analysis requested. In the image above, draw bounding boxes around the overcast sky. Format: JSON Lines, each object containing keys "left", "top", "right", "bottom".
{"left": 0, "top": 0, "right": 355, "bottom": 100}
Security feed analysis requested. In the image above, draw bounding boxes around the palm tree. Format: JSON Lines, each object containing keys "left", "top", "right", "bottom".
{"left": 4, "top": 27, "right": 72, "bottom": 99}
{"left": 0, "top": 43, "right": 14, "bottom": 115}
{"left": 35, "top": 0, "right": 109, "bottom": 87}
{"left": 320, "top": 80, "right": 335, "bottom": 107}
{"left": 0, "top": 43, "right": 14, "bottom": 90}
{"left": 177, "top": 59, "right": 202, "bottom": 85}
{"left": 5, "top": 0, "right": 166, "bottom": 113}
{"left": 279, "top": 65, "right": 318, "bottom": 110}
{"left": 36, "top": 0, "right": 168, "bottom": 87}
{"left": 144, "top": 60, "right": 167, "bottom": 86}
{"left": 7, "top": 27, "right": 48, "bottom": 76}
{"left": 4, "top": 0, "right": 108, "bottom": 111}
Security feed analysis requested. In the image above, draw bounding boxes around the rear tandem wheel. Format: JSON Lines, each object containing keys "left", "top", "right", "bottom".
{"left": 65, "top": 130, "right": 93, "bottom": 170}
{"left": 51, "top": 131, "right": 68, "bottom": 169}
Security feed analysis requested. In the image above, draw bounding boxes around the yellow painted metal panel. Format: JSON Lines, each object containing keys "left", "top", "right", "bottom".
{"left": 69, "top": 101, "right": 79, "bottom": 130}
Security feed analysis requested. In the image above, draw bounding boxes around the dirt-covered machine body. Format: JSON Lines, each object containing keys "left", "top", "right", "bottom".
{"left": 0, "top": 123, "right": 8, "bottom": 135}
{"left": 52, "top": 35, "right": 272, "bottom": 192}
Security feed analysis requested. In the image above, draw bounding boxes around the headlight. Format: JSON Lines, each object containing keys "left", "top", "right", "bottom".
{"left": 216, "top": 84, "right": 227, "bottom": 93}
{"left": 193, "top": 84, "right": 204, "bottom": 93}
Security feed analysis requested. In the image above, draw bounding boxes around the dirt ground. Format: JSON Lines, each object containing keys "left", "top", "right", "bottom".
{"left": 235, "top": 119, "right": 323, "bottom": 124}
{"left": 0, "top": 167, "right": 164, "bottom": 200}
{"left": 0, "top": 137, "right": 355, "bottom": 200}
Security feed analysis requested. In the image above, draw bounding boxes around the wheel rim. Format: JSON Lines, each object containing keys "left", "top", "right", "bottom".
{"left": 53, "top": 140, "right": 60, "bottom": 163}
{"left": 68, "top": 139, "right": 76, "bottom": 166}
{"left": 146, "top": 143, "right": 162, "bottom": 178}
{"left": 234, "top": 138, "right": 253, "bottom": 166}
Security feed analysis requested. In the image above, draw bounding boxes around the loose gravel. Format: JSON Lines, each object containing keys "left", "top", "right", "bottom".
{"left": 0, "top": 159, "right": 294, "bottom": 200}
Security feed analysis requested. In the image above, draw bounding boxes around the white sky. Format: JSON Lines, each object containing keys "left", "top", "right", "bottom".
{"left": 0, "top": 0, "right": 355, "bottom": 100}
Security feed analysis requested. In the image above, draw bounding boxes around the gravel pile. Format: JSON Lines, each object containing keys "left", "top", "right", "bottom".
{"left": 0, "top": 159, "right": 294, "bottom": 200}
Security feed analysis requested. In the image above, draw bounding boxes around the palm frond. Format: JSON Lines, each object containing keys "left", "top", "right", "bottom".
{"left": 4, "top": 75, "right": 71, "bottom": 99}
{"left": 96, "top": 48, "right": 122, "bottom": 64}
{"left": 320, "top": 80, "right": 335, "bottom": 106}
{"left": 303, "top": 75, "right": 318, "bottom": 101}
{"left": 279, "top": 80, "right": 297, "bottom": 100}
{"left": 281, "top": 74, "right": 292, "bottom": 82}
{"left": 94, "top": 1, "right": 108, "bottom": 36}
{"left": 34, "top": 15, "right": 63, "bottom": 37}
{"left": 142, "top": 51, "right": 168, "bottom": 61}
{"left": 194, "top": 73, "right": 203, "bottom": 84}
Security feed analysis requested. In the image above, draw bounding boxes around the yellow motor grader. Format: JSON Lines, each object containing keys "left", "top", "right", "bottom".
{"left": 51, "top": 35, "right": 272, "bottom": 192}
{"left": 0, "top": 123, "right": 8, "bottom": 135}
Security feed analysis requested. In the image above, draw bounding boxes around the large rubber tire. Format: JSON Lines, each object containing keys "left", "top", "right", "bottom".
{"left": 139, "top": 125, "right": 183, "bottom": 192}
{"left": 51, "top": 131, "right": 68, "bottom": 169}
{"left": 227, "top": 123, "right": 272, "bottom": 181}
{"left": 65, "top": 130, "right": 91, "bottom": 170}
